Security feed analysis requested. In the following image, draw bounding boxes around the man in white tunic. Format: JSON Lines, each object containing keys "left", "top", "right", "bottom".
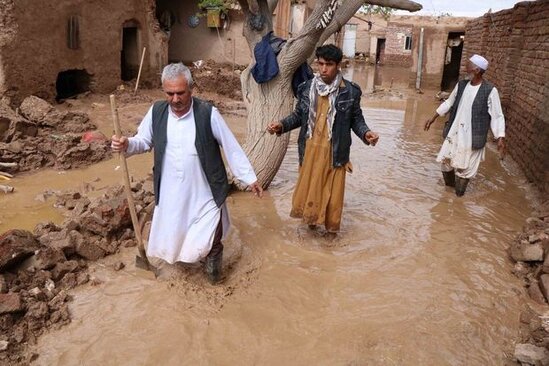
{"left": 424, "top": 54, "right": 506, "bottom": 196}
{"left": 112, "top": 63, "right": 263, "bottom": 283}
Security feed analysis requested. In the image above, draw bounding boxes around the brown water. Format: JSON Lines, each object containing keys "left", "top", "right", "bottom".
{"left": 3, "top": 67, "right": 535, "bottom": 365}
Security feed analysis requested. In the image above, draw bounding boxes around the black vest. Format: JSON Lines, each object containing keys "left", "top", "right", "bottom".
{"left": 151, "top": 98, "right": 230, "bottom": 207}
{"left": 443, "top": 79, "right": 494, "bottom": 149}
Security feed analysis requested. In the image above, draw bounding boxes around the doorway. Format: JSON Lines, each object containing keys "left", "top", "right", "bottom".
{"left": 121, "top": 21, "right": 139, "bottom": 81}
{"left": 55, "top": 69, "right": 92, "bottom": 101}
{"left": 440, "top": 32, "right": 464, "bottom": 91}
{"left": 376, "top": 38, "right": 386, "bottom": 64}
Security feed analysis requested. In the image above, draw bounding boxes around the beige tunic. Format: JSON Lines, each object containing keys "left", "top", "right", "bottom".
{"left": 290, "top": 96, "right": 349, "bottom": 232}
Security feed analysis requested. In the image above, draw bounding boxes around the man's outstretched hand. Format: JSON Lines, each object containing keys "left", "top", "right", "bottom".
{"left": 365, "top": 131, "right": 379, "bottom": 146}
{"left": 266, "top": 121, "right": 283, "bottom": 135}
{"left": 249, "top": 181, "right": 263, "bottom": 198}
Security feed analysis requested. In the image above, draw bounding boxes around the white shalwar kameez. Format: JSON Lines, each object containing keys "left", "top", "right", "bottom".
{"left": 435, "top": 81, "right": 505, "bottom": 178}
{"left": 126, "top": 103, "right": 257, "bottom": 264}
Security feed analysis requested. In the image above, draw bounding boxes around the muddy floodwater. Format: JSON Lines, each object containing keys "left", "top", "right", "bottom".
{"left": 3, "top": 66, "right": 536, "bottom": 365}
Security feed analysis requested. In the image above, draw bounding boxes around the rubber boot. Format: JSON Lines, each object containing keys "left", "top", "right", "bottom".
{"left": 442, "top": 170, "right": 455, "bottom": 187}
{"left": 205, "top": 246, "right": 223, "bottom": 284}
{"left": 454, "top": 176, "right": 469, "bottom": 197}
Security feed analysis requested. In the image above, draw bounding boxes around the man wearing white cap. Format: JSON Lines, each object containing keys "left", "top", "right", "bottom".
{"left": 424, "top": 54, "right": 506, "bottom": 196}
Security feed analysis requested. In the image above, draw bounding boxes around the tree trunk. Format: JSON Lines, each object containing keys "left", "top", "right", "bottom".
{"left": 237, "top": 66, "right": 294, "bottom": 189}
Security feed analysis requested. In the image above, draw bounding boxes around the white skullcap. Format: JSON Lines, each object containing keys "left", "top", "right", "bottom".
{"left": 469, "top": 54, "right": 489, "bottom": 70}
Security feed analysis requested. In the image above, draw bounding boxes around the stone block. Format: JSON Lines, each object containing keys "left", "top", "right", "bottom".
{"left": 511, "top": 242, "right": 544, "bottom": 262}
{"left": 540, "top": 274, "right": 549, "bottom": 303}
{"left": 0, "top": 229, "right": 40, "bottom": 271}
{"left": 0, "top": 293, "right": 23, "bottom": 314}
{"left": 18, "top": 96, "right": 53, "bottom": 123}
{"left": 514, "top": 343, "right": 549, "bottom": 366}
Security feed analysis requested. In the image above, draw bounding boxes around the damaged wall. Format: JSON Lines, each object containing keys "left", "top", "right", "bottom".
{"left": 0, "top": 0, "right": 166, "bottom": 105}
{"left": 163, "top": 1, "right": 251, "bottom": 65}
{"left": 462, "top": 1, "right": 549, "bottom": 194}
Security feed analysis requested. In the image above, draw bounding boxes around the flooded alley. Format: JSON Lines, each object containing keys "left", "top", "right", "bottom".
{"left": 0, "top": 64, "right": 533, "bottom": 365}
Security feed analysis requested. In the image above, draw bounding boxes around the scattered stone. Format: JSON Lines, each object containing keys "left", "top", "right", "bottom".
{"left": 32, "top": 247, "right": 67, "bottom": 271}
{"left": 525, "top": 217, "right": 546, "bottom": 232}
{"left": 76, "top": 272, "right": 89, "bottom": 286}
{"left": 513, "top": 261, "right": 531, "bottom": 277}
{"left": 19, "top": 96, "right": 54, "bottom": 123}
{"left": 48, "top": 290, "right": 69, "bottom": 309}
{"left": 530, "top": 232, "right": 549, "bottom": 244}
{"left": 540, "top": 275, "right": 549, "bottom": 303}
{"left": 511, "top": 242, "right": 545, "bottom": 262}
{"left": 26, "top": 302, "right": 48, "bottom": 319}
{"left": 59, "top": 272, "right": 78, "bottom": 289}
{"left": 28, "top": 287, "right": 46, "bottom": 301}
{"left": 44, "top": 279, "right": 55, "bottom": 293}
{"left": 51, "top": 260, "right": 79, "bottom": 281}
{"left": 0, "top": 340, "right": 8, "bottom": 351}
{"left": 113, "top": 261, "right": 125, "bottom": 271}
{"left": 514, "top": 343, "right": 549, "bottom": 366}
{"left": 39, "top": 229, "right": 76, "bottom": 256}
{"left": 33, "top": 221, "right": 61, "bottom": 237}
{"left": 131, "top": 181, "right": 143, "bottom": 192}
{"left": 529, "top": 281, "right": 548, "bottom": 305}
{"left": 0, "top": 293, "right": 23, "bottom": 314}
{"left": 90, "top": 277, "right": 103, "bottom": 286}
{"left": 75, "top": 239, "right": 106, "bottom": 261}
{"left": 0, "top": 229, "right": 40, "bottom": 271}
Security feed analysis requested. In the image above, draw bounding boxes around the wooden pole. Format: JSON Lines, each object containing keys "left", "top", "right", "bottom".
{"left": 134, "top": 47, "right": 147, "bottom": 94}
{"left": 109, "top": 94, "right": 151, "bottom": 270}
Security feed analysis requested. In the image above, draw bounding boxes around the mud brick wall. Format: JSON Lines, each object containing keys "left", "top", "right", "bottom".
{"left": 383, "top": 24, "right": 413, "bottom": 67}
{"left": 0, "top": 0, "right": 167, "bottom": 105}
{"left": 462, "top": 1, "right": 549, "bottom": 194}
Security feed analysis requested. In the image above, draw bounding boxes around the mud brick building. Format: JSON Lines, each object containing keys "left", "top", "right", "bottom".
{"left": 0, "top": 0, "right": 166, "bottom": 105}
{"left": 462, "top": 0, "right": 549, "bottom": 194}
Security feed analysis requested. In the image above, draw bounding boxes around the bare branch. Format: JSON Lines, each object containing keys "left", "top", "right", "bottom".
{"left": 363, "top": 0, "right": 422, "bottom": 12}
{"left": 279, "top": 0, "right": 422, "bottom": 75}
{"left": 317, "top": 0, "right": 364, "bottom": 46}
{"left": 277, "top": 0, "right": 332, "bottom": 75}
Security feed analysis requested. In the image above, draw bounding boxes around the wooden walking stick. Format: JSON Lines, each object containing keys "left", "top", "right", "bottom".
{"left": 134, "top": 47, "right": 146, "bottom": 94}
{"left": 110, "top": 94, "right": 155, "bottom": 274}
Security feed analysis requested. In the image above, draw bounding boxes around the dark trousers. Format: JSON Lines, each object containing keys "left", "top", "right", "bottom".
{"left": 207, "top": 215, "right": 223, "bottom": 258}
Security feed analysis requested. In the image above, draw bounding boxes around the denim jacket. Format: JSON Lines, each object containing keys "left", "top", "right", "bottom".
{"left": 280, "top": 79, "right": 371, "bottom": 167}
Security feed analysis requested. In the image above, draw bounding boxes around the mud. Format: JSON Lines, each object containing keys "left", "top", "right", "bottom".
{"left": 191, "top": 60, "right": 245, "bottom": 101}
{"left": 0, "top": 62, "right": 545, "bottom": 365}
{"left": 0, "top": 182, "right": 154, "bottom": 365}
{"left": 0, "top": 96, "right": 109, "bottom": 175}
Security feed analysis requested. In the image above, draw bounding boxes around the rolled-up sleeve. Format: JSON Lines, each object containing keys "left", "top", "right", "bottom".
{"left": 210, "top": 107, "right": 258, "bottom": 186}
{"left": 488, "top": 88, "right": 505, "bottom": 138}
{"left": 126, "top": 106, "right": 154, "bottom": 157}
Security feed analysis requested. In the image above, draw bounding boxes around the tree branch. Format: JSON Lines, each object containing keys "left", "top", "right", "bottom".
{"left": 279, "top": 0, "right": 422, "bottom": 78}
{"left": 363, "top": 0, "right": 422, "bottom": 12}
